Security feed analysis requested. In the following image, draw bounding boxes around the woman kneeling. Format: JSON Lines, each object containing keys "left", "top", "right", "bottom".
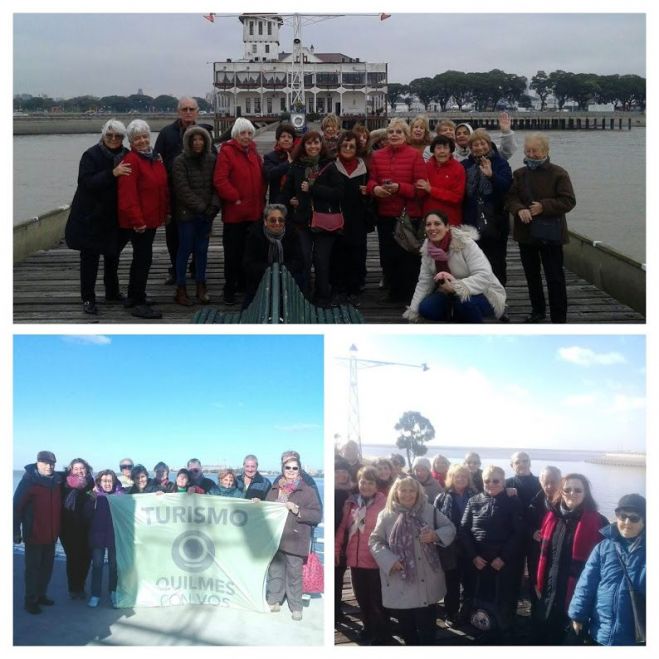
{"left": 403, "top": 211, "right": 506, "bottom": 323}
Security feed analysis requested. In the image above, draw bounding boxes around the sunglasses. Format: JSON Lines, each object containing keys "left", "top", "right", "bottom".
{"left": 616, "top": 512, "right": 642, "bottom": 523}
{"left": 266, "top": 218, "right": 285, "bottom": 225}
{"left": 484, "top": 479, "right": 501, "bottom": 484}
{"left": 180, "top": 107, "right": 198, "bottom": 112}
{"left": 120, "top": 464, "right": 133, "bottom": 470}
{"left": 105, "top": 133, "right": 124, "bottom": 140}
{"left": 563, "top": 488, "right": 584, "bottom": 495}
{"left": 284, "top": 465, "right": 299, "bottom": 471}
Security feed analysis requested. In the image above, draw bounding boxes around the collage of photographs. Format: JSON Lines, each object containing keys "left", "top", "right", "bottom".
{"left": 5, "top": 1, "right": 651, "bottom": 654}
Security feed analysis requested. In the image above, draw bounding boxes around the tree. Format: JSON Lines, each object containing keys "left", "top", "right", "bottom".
{"left": 530, "top": 70, "right": 552, "bottom": 110}
{"left": 394, "top": 411, "right": 435, "bottom": 469}
{"left": 152, "top": 94, "right": 178, "bottom": 112}
{"left": 570, "top": 73, "right": 601, "bottom": 110}
{"left": 548, "top": 70, "right": 572, "bottom": 109}
{"left": 409, "top": 77, "right": 436, "bottom": 111}
{"left": 194, "top": 96, "right": 212, "bottom": 112}
{"left": 386, "top": 83, "right": 407, "bottom": 112}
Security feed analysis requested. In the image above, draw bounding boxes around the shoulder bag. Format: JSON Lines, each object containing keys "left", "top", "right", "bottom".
{"left": 302, "top": 529, "right": 324, "bottom": 594}
{"left": 614, "top": 542, "right": 645, "bottom": 644}
{"left": 309, "top": 162, "right": 344, "bottom": 232}
{"left": 393, "top": 207, "right": 425, "bottom": 253}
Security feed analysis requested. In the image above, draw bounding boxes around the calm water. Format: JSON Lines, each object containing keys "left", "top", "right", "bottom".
{"left": 360, "top": 450, "right": 644, "bottom": 521}
{"left": 13, "top": 129, "right": 646, "bottom": 262}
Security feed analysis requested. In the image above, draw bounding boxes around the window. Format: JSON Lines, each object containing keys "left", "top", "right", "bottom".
{"left": 254, "top": 98, "right": 261, "bottom": 113}
{"left": 252, "top": 44, "right": 257, "bottom": 53}
{"left": 268, "top": 22, "right": 272, "bottom": 35}
{"left": 249, "top": 21, "right": 254, "bottom": 36}
{"left": 280, "top": 97, "right": 286, "bottom": 111}
{"left": 265, "top": 45, "right": 270, "bottom": 53}
{"left": 245, "top": 97, "right": 251, "bottom": 113}
{"left": 267, "top": 97, "right": 272, "bottom": 114}
{"left": 258, "top": 22, "right": 263, "bottom": 35}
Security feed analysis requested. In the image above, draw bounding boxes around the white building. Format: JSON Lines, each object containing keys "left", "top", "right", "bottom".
{"left": 213, "top": 14, "right": 388, "bottom": 118}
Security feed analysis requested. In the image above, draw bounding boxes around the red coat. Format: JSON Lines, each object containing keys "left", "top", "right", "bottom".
{"left": 213, "top": 139, "right": 266, "bottom": 224}
{"left": 335, "top": 492, "right": 386, "bottom": 569}
{"left": 117, "top": 150, "right": 169, "bottom": 229}
{"left": 422, "top": 156, "right": 466, "bottom": 225}
{"left": 366, "top": 144, "right": 427, "bottom": 218}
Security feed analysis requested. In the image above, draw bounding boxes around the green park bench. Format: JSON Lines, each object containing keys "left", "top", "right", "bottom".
{"left": 192, "top": 263, "right": 364, "bottom": 324}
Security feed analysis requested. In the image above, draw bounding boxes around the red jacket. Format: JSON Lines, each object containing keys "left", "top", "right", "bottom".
{"left": 118, "top": 150, "right": 169, "bottom": 229}
{"left": 335, "top": 491, "right": 386, "bottom": 569}
{"left": 13, "top": 465, "right": 62, "bottom": 544}
{"left": 213, "top": 139, "right": 266, "bottom": 224}
{"left": 422, "top": 156, "right": 466, "bottom": 225}
{"left": 367, "top": 144, "right": 427, "bottom": 218}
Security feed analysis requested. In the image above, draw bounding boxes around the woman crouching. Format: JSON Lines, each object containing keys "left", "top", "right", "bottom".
{"left": 369, "top": 476, "right": 455, "bottom": 645}
{"left": 403, "top": 211, "right": 506, "bottom": 323}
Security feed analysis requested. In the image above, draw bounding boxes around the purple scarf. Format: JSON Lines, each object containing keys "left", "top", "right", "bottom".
{"left": 64, "top": 473, "right": 94, "bottom": 511}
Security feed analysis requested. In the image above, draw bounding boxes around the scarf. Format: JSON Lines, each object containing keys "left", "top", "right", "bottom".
{"left": 64, "top": 473, "right": 94, "bottom": 511}
{"left": 337, "top": 155, "right": 358, "bottom": 175}
{"left": 537, "top": 507, "right": 604, "bottom": 612}
{"left": 276, "top": 477, "right": 300, "bottom": 503}
{"left": 524, "top": 156, "right": 549, "bottom": 170}
{"left": 263, "top": 223, "right": 285, "bottom": 264}
{"left": 217, "top": 485, "right": 239, "bottom": 497}
{"left": 388, "top": 503, "right": 443, "bottom": 582}
{"left": 135, "top": 147, "right": 158, "bottom": 162}
{"left": 466, "top": 152, "right": 494, "bottom": 199}
{"left": 428, "top": 231, "right": 452, "bottom": 275}
{"left": 347, "top": 494, "right": 375, "bottom": 542}
{"left": 98, "top": 141, "right": 127, "bottom": 162}
{"left": 431, "top": 471, "right": 446, "bottom": 489}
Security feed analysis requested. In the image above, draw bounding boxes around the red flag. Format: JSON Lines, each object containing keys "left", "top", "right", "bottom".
{"left": 380, "top": 13, "right": 391, "bottom": 21}
{"left": 203, "top": 13, "right": 215, "bottom": 23}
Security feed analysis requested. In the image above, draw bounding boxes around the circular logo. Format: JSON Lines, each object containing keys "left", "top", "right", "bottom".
{"left": 171, "top": 530, "right": 216, "bottom": 573}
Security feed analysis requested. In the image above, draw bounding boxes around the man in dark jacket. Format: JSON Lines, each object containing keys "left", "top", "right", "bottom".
{"left": 13, "top": 451, "right": 63, "bottom": 614}
{"left": 235, "top": 454, "right": 272, "bottom": 500}
{"left": 186, "top": 458, "right": 217, "bottom": 494}
{"left": 154, "top": 96, "right": 205, "bottom": 284}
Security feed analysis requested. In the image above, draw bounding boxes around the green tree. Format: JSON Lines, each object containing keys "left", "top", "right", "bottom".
{"left": 394, "top": 411, "right": 435, "bottom": 469}
{"left": 386, "top": 83, "right": 407, "bottom": 112}
{"left": 152, "top": 94, "right": 178, "bottom": 111}
{"left": 409, "top": 77, "right": 436, "bottom": 111}
{"left": 530, "top": 70, "right": 552, "bottom": 110}
{"left": 127, "top": 94, "right": 154, "bottom": 112}
{"left": 570, "top": 73, "right": 601, "bottom": 110}
{"left": 194, "top": 96, "right": 212, "bottom": 112}
{"left": 548, "top": 70, "right": 572, "bottom": 109}
{"left": 100, "top": 95, "right": 131, "bottom": 112}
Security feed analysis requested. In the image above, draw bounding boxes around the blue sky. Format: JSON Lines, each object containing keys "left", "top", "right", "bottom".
{"left": 12, "top": 11, "right": 645, "bottom": 98}
{"left": 13, "top": 335, "right": 324, "bottom": 472}
{"left": 326, "top": 334, "right": 646, "bottom": 453}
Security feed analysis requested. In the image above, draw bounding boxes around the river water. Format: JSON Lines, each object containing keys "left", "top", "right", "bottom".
{"left": 12, "top": 128, "right": 646, "bottom": 262}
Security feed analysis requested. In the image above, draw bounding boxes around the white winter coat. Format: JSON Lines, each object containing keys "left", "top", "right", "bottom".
{"left": 369, "top": 501, "right": 455, "bottom": 610}
{"left": 404, "top": 225, "right": 507, "bottom": 321}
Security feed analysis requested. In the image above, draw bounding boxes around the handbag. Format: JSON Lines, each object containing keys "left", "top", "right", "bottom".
{"left": 523, "top": 170, "right": 562, "bottom": 245}
{"left": 614, "top": 543, "right": 646, "bottom": 644}
{"left": 469, "top": 570, "right": 504, "bottom": 633}
{"left": 393, "top": 208, "right": 425, "bottom": 253}
{"left": 302, "top": 532, "right": 324, "bottom": 594}
{"left": 310, "top": 208, "right": 344, "bottom": 232}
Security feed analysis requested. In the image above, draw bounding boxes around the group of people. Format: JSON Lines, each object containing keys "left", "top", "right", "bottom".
{"left": 14, "top": 450, "right": 322, "bottom": 622}
{"left": 334, "top": 441, "right": 645, "bottom": 646}
{"left": 66, "top": 100, "right": 576, "bottom": 322}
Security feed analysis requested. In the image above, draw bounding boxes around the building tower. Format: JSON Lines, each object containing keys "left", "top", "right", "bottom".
{"left": 239, "top": 14, "right": 283, "bottom": 62}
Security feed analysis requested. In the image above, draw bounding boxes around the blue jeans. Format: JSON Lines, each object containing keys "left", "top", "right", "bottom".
{"left": 91, "top": 546, "right": 117, "bottom": 597}
{"left": 176, "top": 216, "right": 212, "bottom": 286}
{"left": 418, "top": 292, "right": 494, "bottom": 323}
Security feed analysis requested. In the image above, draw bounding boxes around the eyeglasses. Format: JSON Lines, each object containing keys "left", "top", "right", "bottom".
{"left": 266, "top": 218, "right": 285, "bottom": 225}
{"left": 284, "top": 465, "right": 299, "bottom": 471}
{"left": 616, "top": 512, "right": 641, "bottom": 523}
{"left": 120, "top": 464, "right": 133, "bottom": 470}
{"left": 105, "top": 133, "right": 124, "bottom": 141}
{"left": 340, "top": 143, "right": 357, "bottom": 150}
{"left": 563, "top": 488, "right": 584, "bottom": 495}
{"left": 484, "top": 479, "right": 501, "bottom": 484}
{"left": 180, "top": 107, "right": 198, "bottom": 112}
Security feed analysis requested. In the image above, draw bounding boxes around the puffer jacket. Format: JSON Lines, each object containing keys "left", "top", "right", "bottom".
{"left": 172, "top": 126, "right": 219, "bottom": 221}
{"left": 13, "top": 464, "right": 63, "bottom": 544}
{"left": 369, "top": 501, "right": 455, "bottom": 609}
{"left": 366, "top": 143, "right": 427, "bottom": 217}
{"left": 405, "top": 226, "right": 507, "bottom": 320}
{"left": 335, "top": 492, "right": 386, "bottom": 569}
{"left": 117, "top": 150, "right": 169, "bottom": 229}
{"left": 213, "top": 139, "right": 265, "bottom": 223}
{"left": 421, "top": 155, "right": 466, "bottom": 225}
{"left": 266, "top": 477, "right": 322, "bottom": 558}
{"left": 507, "top": 158, "right": 576, "bottom": 245}
{"left": 568, "top": 524, "right": 646, "bottom": 646}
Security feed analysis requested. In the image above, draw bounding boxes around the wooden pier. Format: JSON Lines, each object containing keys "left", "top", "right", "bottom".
{"left": 13, "top": 225, "right": 644, "bottom": 324}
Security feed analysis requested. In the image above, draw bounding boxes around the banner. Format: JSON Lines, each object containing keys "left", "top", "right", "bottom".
{"left": 108, "top": 494, "right": 288, "bottom": 610}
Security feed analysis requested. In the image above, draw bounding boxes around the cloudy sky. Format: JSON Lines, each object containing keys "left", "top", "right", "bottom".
{"left": 326, "top": 334, "right": 646, "bottom": 453}
{"left": 12, "top": 10, "right": 646, "bottom": 99}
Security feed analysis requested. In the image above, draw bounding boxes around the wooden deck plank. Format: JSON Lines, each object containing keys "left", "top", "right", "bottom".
{"left": 13, "top": 225, "right": 644, "bottom": 324}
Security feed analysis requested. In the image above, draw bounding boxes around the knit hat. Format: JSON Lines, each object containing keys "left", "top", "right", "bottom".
{"left": 412, "top": 457, "right": 431, "bottom": 471}
{"left": 615, "top": 493, "right": 646, "bottom": 518}
{"left": 37, "top": 450, "right": 56, "bottom": 464}
{"left": 455, "top": 122, "right": 474, "bottom": 135}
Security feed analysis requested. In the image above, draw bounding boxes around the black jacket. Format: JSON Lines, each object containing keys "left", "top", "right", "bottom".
{"left": 505, "top": 473, "right": 541, "bottom": 509}
{"left": 334, "top": 158, "right": 375, "bottom": 245}
{"left": 65, "top": 142, "right": 128, "bottom": 253}
{"left": 263, "top": 149, "right": 292, "bottom": 204}
{"left": 235, "top": 471, "right": 272, "bottom": 501}
{"left": 460, "top": 491, "right": 525, "bottom": 563}
{"left": 278, "top": 159, "right": 345, "bottom": 228}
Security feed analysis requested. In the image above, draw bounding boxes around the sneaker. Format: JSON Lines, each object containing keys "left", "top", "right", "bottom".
{"left": 269, "top": 603, "right": 281, "bottom": 613}
{"left": 124, "top": 295, "right": 154, "bottom": 308}
{"left": 291, "top": 610, "right": 303, "bottom": 621}
{"left": 87, "top": 596, "right": 100, "bottom": 608}
{"left": 82, "top": 300, "right": 98, "bottom": 315}
{"left": 24, "top": 601, "right": 42, "bottom": 615}
{"left": 104, "top": 292, "right": 126, "bottom": 303}
{"left": 37, "top": 596, "right": 55, "bottom": 606}
{"left": 131, "top": 305, "right": 162, "bottom": 320}
{"left": 110, "top": 591, "right": 118, "bottom": 608}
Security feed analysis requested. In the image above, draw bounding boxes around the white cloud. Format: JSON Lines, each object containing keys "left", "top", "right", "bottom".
{"left": 562, "top": 394, "right": 598, "bottom": 408}
{"left": 609, "top": 395, "right": 646, "bottom": 414}
{"left": 557, "top": 347, "right": 626, "bottom": 367}
{"left": 274, "top": 423, "right": 321, "bottom": 432}
{"left": 61, "top": 335, "right": 111, "bottom": 346}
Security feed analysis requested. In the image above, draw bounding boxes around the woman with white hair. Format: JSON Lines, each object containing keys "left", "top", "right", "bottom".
{"left": 65, "top": 119, "right": 131, "bottom": 316}
{"left": 117, "top": 119, "right": 169, "bottom": 319}
{"left": 369, "top": 476, "right": 455, "bottom": 645}
{"left": 412, "top": 457, "right": 442, "bottom": 503}
{"left": 213, "top": 117, "right": 266, "bottom": 306}
{"left": 459, "top": 465, "right": 525, "bottom": 635}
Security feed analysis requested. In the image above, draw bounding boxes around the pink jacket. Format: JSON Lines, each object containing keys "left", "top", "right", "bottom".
{"left": 335, "top": 491, "right": 386, "bottom": 569}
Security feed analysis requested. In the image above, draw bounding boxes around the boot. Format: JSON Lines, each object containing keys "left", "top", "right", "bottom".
{"left": 196, "top": 283, "right": 210, "bottom": 304}
{"left": 175, "top": 286, "right": 194, "bottom": 307}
